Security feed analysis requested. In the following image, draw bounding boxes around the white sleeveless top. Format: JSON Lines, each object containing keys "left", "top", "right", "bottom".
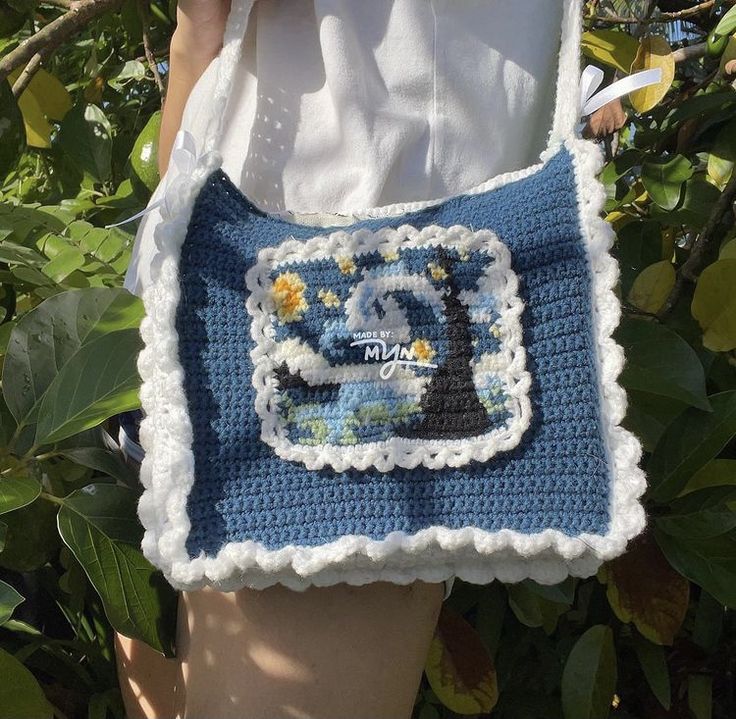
{"left": 124, "top": 0, "right": 565, "bottom": 296}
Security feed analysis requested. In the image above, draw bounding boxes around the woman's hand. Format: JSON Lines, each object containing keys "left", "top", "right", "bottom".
{"left": 159, "top": 0, "right": 232, "bottom": 175}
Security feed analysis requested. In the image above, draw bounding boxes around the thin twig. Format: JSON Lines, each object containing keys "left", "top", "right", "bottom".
{"left": 0, "top": 0, "right": 123, "bottom": 85}
{"left": 39, "top": 0, "right": 72, "bottom": 8}
{"left": 136, "top": 0, "right": 164, "bottom": 100}
{"left": 594, "top": 0, "right": 728, "bottom": 24}
{"left": 659, "top": 172, "right": 736, "bottom": 317}
{"left": 672, "top": 42, "right": 708, "bottom": 63}
{"left": 633, "top": 0, "right": 657, "bottom": 39}
{"left": 11, "top": 51, "right": 45, "bottom": 96}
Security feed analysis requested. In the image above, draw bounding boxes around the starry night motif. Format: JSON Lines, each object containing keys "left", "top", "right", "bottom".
{"left": 244, "top": 225, "right": 531, "bottom": 472}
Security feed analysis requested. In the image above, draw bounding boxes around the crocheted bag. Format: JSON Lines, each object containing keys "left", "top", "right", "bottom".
{"left": 135, "top": 0, "right": 648, "bottom": 591}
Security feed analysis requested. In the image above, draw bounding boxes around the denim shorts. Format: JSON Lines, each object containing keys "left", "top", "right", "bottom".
{"left": 118, "top": 409, "right": 455, "bottom": 600}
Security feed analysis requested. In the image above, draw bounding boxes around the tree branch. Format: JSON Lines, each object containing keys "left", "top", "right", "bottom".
{"left": 672, "top": 42, "right": 708, "bottom": 63}
{"left": 0, "top": 0, "right": 123, "bottom": 85}
{"left": 11, "top": 51, "right": 45, "bottom": 97}
{"left": 659, "top": 172, "right": 736, "bottom": 317}
{"left": 594, "top": 0, "right": 734, "bottom": 24}
{"left": 136, "top": 0, "right": 164, "bottom": 101}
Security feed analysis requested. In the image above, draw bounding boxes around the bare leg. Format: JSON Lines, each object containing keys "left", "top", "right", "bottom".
{"left": 114, "top": 630, "right": 179, "bottom": 718}
{"left": 174, "top": 581, "right": 443, "bottom": 719}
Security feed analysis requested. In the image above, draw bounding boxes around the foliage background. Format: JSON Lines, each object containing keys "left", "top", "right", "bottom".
{"left": 0, "top": 0, "right": 735, "bottom": 718}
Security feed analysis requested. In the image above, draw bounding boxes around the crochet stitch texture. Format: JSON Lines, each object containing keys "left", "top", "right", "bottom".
{"left": 176, "top": 148, "right": 611, "bottom": 557}
{"left": 134, "top": 0, "right": 647, "bottom": 592}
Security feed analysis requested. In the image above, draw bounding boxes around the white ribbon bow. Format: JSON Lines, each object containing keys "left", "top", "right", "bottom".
{"left": 580, "top": 64, "right": 663, "bottom": 117}
{"left": 106, "top": 130, "right": 217, "bottom": 229}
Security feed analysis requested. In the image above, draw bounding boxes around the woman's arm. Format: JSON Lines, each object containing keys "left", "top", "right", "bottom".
{"left": 158, "top": 0, "right": 232, "bottom": 175}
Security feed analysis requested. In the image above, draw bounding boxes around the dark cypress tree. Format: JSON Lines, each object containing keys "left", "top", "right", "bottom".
{"left": 397, "top": 247, "right": 490, "bottom": 439}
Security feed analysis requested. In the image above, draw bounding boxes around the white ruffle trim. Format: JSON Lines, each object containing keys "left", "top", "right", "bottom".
{"left": 135, "top": 138, "right": 647, "bottom": 592}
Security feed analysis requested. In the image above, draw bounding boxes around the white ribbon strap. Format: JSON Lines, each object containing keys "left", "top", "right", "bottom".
{"left": 580, "top": 65, "right": 663, "bottom": 117}
{"left": 106, "top": 130, "right": 215, "bottom": 229}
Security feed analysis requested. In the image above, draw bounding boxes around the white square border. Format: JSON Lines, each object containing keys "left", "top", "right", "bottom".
{"left": 244, "top": 225, "right": 533, "bottom": 473}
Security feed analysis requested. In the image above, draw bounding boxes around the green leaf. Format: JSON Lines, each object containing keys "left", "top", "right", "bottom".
{"left": 0, "top": 499, "right": 59, "bottom": 572}
{"left": 41, "top": 246, "right": 86, "bottom": 283}
{"left": 632, "top": 634, "right": 671, "bottom": 710}
{"left": 561, "top": 625, "right": 617, "bottom": 719}
{"left": 107, "top": 59, "right": 146, "bottom": 91}
{"left": 656, "top": 486, "right": 736, "bottom": 539}
{"left": 688, "top": 675, "right": 713, "bottom": 719}
{"left": 57, "top": 484, "right": 176, "bottom": 655}
{"left": 34, "top": 328, "right": 142, "bottom": 445}
{"left": 0, "top": 647, "right": 54, "bottom": 719}
{"left": 680, "top": 459, "right": 736, "bottom": 496}
{"left": 649, "top": 391, "right": 736, "bottom": 502}
{"left": 627, "top": 261, "right": 675, "bottom": 314}
{"left": 707, "top": 119, "right": 736, "bottom": 189}
{"left": 507, "top": 584, "right": 567, "bottom": 633}
{"left": 581, "top": 30, "right": 639, "bottom": 73}
{"left": 0, "top": 521, "right": 6, "bottom": 551}
{"left": 0, "top": 79, "right": 26, "bottom": 176}
{"left": 616, "top": 318, "right": 709, "bottom": 410}
{"left": 0, "top": 240, "right": 46, "bottom": 266}
{"left": 664, "top": 91, "right": 736, "bottom": 129}
{"left": 58, "top": 446, "right": 136, "bottom": 485}
{"left": 655, "top": 528, "right": 736, "bottom": 608}
{"left": 0, "top": 475, "right": 41, "bottom": 514}
{"left": 641, "top": 155, "right": 693, "bottom": 210}
{"left": 615, "top": 220, "right": 665, "bottom": 297}
{"left": 623, "top": 390, "right": 684, "bottom": 452}
{"left": 0, "top": 579, "right": 24, "bottom": 624}
{"left": 721, "top": 239, "right": 736, "bottom": 260}
{"left": 657, "top": 178, "right": 721, "bottom": 229}
{"left": 692, "top": 260, "right": 736, "bottom": 352}
{"left": 714, "top": 5, "right": 736, "bottom": 37}
{"left": 474, "top": 583, "right": 506, "bottom": 658}
{"left": 2, "top": 288, "right": 143, "bottom": 436}
{"left": 0, "top": 204, "right": 67, "bottom": 245}
{"left": 58, "top": 103, "right": 113, "bottom": 183}
{"left": 692, "top": 591, "right": 724, "bottom": 653}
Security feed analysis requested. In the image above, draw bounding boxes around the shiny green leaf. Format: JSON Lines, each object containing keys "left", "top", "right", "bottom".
{"left": 57, "top": 484, "right": 176, "bottom": 655}
{"left": 692, "top": 260, "right": 736, "bottom": 352}
{"left": 617, "top": 318, "right": 709, "bottom": 410}
{"left": 649, "top": 392, "right": 736, "bottom": 501}
{"left": 34, "top": 328, "right": 142, "bottom": 445}
{"left": 2, "top": 288, "right": 143, "bottom": 435}
{"left": 655, "top": 528, "right": 736, "bottom": 608}
{"left": 561, "top": 625, "right": 617, "bottom": 719}
{"left": 0, "top": 647, "right": 53, "bottom": 719}
{"left": 0, "top": 579, "right": 24, "bottom": 625}
{"left": 632, "top": 634, "right": 671, "bottom": 710}
{"left": 641, "top": 155, "right": 693, "bottom": 210}
{"left": 627, "top": 261, "right": 675, "bottom": 314}
{"left": 0, "top": 475, "right": 40, "bottom": 515}
{"left": 58, "top": 103, "right": 113, "bottom": 183}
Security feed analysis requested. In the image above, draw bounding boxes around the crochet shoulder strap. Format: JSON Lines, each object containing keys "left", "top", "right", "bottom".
{"left": 200, "top": 0, "right": 585, "bottom": 159}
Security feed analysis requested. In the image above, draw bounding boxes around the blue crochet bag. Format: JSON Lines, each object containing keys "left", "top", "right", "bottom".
{"left": 135, "top": 0, "right": 648, "bottom": 591}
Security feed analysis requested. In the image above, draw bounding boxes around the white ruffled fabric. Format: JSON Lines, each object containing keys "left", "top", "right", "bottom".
{"left": 124, "top": 0, "right": 565, "bottom": 297}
